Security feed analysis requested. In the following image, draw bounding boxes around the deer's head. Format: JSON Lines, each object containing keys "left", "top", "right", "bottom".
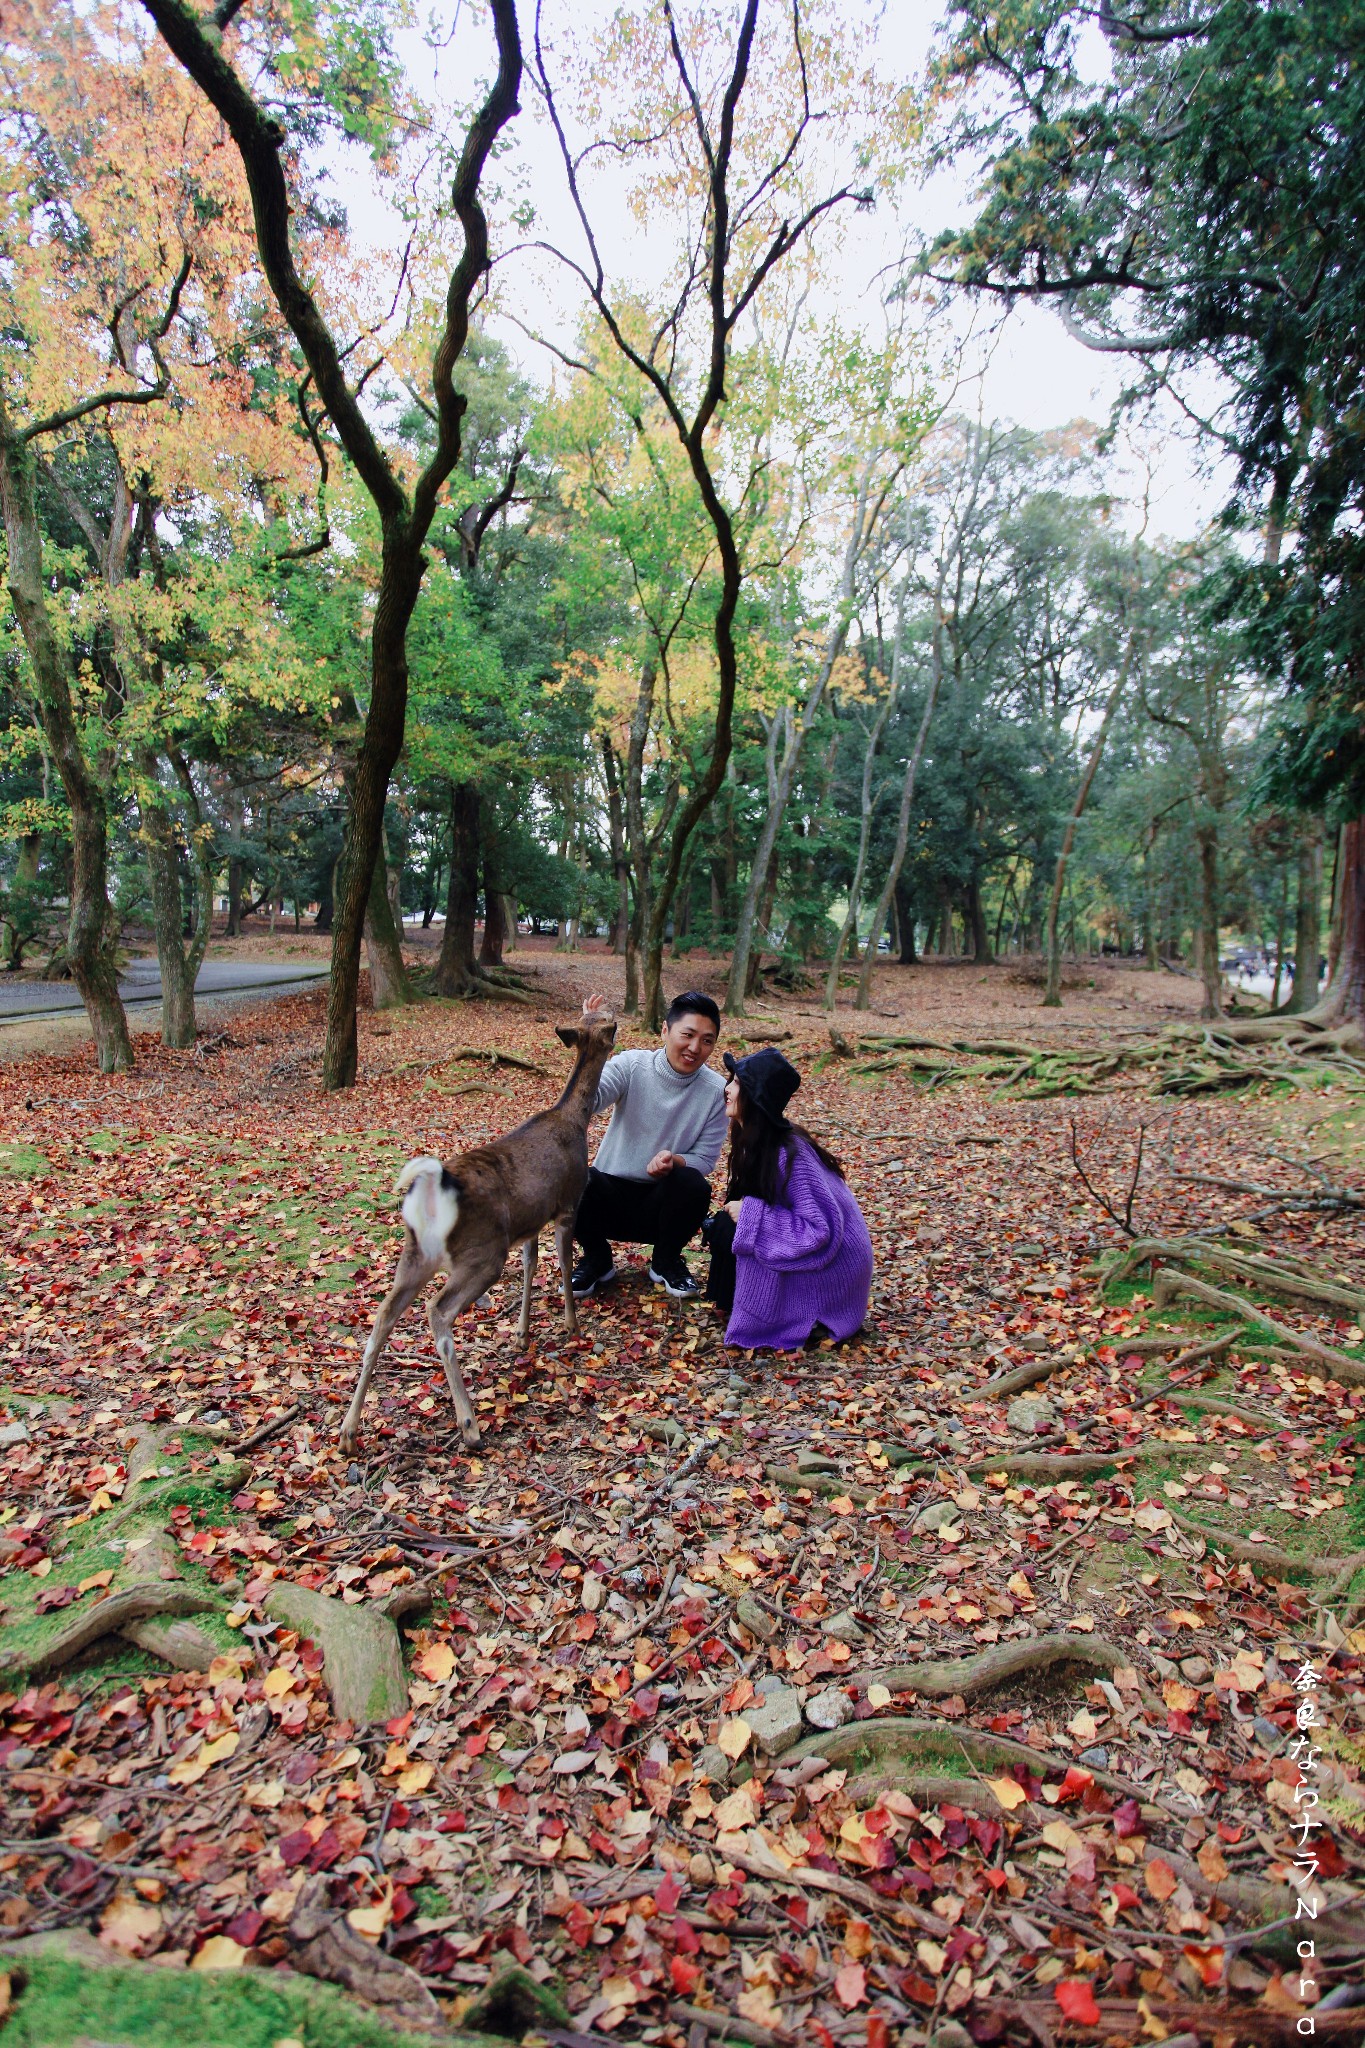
{"left": 556, "top": 1011, "right": 618, "bottom": 1055}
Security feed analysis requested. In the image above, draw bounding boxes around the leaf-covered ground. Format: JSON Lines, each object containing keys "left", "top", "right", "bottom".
{"left": 1, "top": 953, "right": 1363, "bottom": 2047}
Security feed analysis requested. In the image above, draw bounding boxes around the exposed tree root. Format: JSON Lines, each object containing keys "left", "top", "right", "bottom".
{"left": 1150, "top": 1269, "right": 1365, "bottom": 1384}
{"left": 977, "top": 1358, "right": 1059, "bottom": 1398}
{"left": 783, "top": 1716, "right": 1172, "bottom": 1817}
{"left": 1106, "top": 1237, "right": 1365, "bottom": 1316}
{"left": 1158, "top": 1502, "right": 1365, "bottom": 1584}
{"left": 287, "top": 1876, "right": 444, "bottom": 2031}
{"left": 842, "top": 1631, "right": 1134, "bottom": 1702}
{"left": 1, "top": 1583, "right": 214, "bottom": 1684}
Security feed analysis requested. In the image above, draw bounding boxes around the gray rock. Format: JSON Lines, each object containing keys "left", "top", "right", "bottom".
{"left": 266, "top": 1582, "right": 408, "bottom": 1726}
{"left": 1253, "top": 1715, "right": 1283, "bottom": 1748}
{"left": 821, "top": 1609, "right": 867, "bottom": 1646}
{"left": 805, "top": 1687, "right": 854, "bottom": 1732}
{"left": 695, "top": 1744, "right": 732, "bottom": 1787}
{"left": 914, "top": 1500, "right": 964, "bottom": 1533}
{"left": 754, "top": 1672, "right": 788, "bottom": 1697}
{"left": 794, "top": 1448, "right": 839, "bottom": 1475}
{"left": 745, "top": 1688, "right": 804, "bottom": 1757}
{"left": 1078, "top": 1746, "right": 1110, "bottom": 1769}
{"left": 1179, "top": 1655, "right": 1212, "bottom": 1683}
{"left": 0, "top": 1420, "right": 31, "bottom": 1447}
{"left": 735, "top": 1595, "right": 778, "bottom": 1642}
{"left": 927, "top": 2025, "right": 977, "bottom": 2048}
{"left": 1006, "top": 1396, "right": 1056, "bottom": 1434}
{"left": 346, "top": 1463, "right": 364, "bottom": 1485}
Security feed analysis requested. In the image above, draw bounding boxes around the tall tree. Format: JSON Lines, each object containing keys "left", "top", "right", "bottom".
{"left": 141, "top": 0, "right": 523, "bottom": 1087}
{"left": 922, "top": 0, "right": 1365, "bottom": 1021}
{"left": 534, "top": 0, "right": 874, "bottom": 1025}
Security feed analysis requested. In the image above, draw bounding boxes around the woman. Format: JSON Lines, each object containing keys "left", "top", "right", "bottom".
{"left": 703, "top": 1046, "right": 873, "bottom": 1349}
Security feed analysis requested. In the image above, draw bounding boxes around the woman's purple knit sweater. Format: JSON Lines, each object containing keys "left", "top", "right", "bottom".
{"left": 726, "top": 1139, "right": 873, "bottom": 1350}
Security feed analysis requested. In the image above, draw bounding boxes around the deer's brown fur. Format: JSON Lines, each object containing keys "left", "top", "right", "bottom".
{"left": 339, "top": 1011, "right": 618, "bottom": 1454}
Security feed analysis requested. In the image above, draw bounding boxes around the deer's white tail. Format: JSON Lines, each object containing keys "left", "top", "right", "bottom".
{"left": 396, "top": 1156, "right": 458, "bottom": 1265}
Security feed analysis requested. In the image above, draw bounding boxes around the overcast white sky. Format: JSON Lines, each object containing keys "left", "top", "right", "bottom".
{"left": 346, "top": 0, "right": 1235, "bottom": 544}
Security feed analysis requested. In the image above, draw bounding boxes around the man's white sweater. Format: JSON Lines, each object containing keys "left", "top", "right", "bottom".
{"left": 590, "top": 1047, "right": 727, "bottom": 1181}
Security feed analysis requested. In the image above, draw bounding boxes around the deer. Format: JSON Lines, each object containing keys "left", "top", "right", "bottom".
{"left": 339, "top": 1006, "right": 618, "bottom": 1456}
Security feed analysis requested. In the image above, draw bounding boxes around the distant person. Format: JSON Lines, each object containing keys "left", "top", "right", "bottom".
{"left": 572, "top": 990, "right": 726, "bottom": 1300}
{"left": 703, "top": 1047, "right": 873, "bottom": 1349}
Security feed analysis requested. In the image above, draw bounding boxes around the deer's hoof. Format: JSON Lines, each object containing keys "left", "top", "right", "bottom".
{"left": 459, "top": 1421, "right": 482, "bottom": 1449}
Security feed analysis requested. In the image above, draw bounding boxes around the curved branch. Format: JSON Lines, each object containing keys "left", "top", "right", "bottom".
{"left": 138, "top": 0, "right": 406, "bottom": 520}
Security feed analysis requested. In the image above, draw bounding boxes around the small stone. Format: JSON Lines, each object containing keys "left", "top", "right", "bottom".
{"left": 754, "top": 1672, "right": 788, "bottom": 1697}
{"left": 745, "top": 1688, "right": 804, "bottom": 1756}
{"left": 794, "top": 1448, "right": 839, "bottom": 1475}
{"left": 199, "top": 1408, "right": 224, "bottom": 1424}
{"left": 821, "top": 1609, "right": 866, "bottom": 1645}
{"left": 346, "top": 1463, "right": 363, "bottom": 1485}
{"left": 927, "top": 2024, "right": 977, "bottom": 2048}
{"left": 1013, "top": 1242, "right": 1047, "bottom": 1259}
{"left": 1179, "top": 1655, "right": 1212, "bottom": 1683}
{"left": 695, "top": 1744, "right": 731, "bottom": 1787}
{"left": 914, "top": 1500, "right": 963, "bottom": 1533}
{"left": 1253, "top": 1716, "right": 1282, "bottom": 1748}
{"left": 735, "top": 1595, "right": 778, "bottom": 1642}
{"left": 1078, "top": 1746, "right": 1110, "bottom": 1769}
{"left": 0, "top": 1421, "right": 31, "bottom": 1448}
{"left": 805, "top": 1687, "right": 854, "bottom": 1731}
{"left": 1007, "top": 1397, "right": 1056, "bottom": 1434}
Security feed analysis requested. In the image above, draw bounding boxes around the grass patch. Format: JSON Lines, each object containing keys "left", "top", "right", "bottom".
{"left": 2, "top": 1949, "right": 485, "bottom": 2048}
{"left": 0, "top": 1141, "right": 49, "bottom": 1177}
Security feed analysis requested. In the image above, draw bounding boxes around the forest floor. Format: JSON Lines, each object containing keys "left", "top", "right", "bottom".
{"left": 1, "top": 951, "right": 1363, "bottom": 2048}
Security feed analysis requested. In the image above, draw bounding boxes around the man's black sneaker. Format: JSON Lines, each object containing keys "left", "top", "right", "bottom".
{"left": 571, "top": 1254, "right": 617, "bottom": 1298}
{"left": 649, "top": 1254, "right": 700, "bottom": 1299}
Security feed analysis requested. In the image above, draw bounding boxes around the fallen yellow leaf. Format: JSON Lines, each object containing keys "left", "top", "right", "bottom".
{"left": 414, "top": 1641, "right": 456, "bottom": 1683}
{"left": 987, "top": 1777, "right": 1029, "bottom": 1812}
{"left": 397, "top": 1760, "right": 434, "bottom": 1795}
{"left": 191, "top": 1936, "right": 247, "bottom": 1971}
{"left": 718, "top": 1717, "right": 752, "bottom": 1760}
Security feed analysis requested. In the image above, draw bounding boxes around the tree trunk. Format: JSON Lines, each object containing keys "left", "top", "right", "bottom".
{"left": 363, "top": 838, "right": 412, "bottom": 1010}
{"left": 855, "top": 617, "right": 944, "bottom": 1010}
{"left": 895, "top": 876, "right": 917, "bottom": 963}
{"left": 1283, "top": 822, "right": 1323, "bottom": 1014}
{"left": 138, "top": 757, "right": 197, "bottom": 1048}
{"left": 1043, "top": 634, "right": 1136, "bottom": 1006}
{"left": 433, "top": 781, "right": 479, "bottom": 996}
{"left": 314, "top": 856, "right": 334, "bottom": 932}
{"left": 602, "top": 736, "right": 630, "bottom": 955}
{"left": 728, "top": 466, "right": 871, "bottom": 1014}
{"left": 622, "top": 657, "right": 658, "bottom": 1015}
{"left": 966, "top": 871, "right": 991, "bottom": 964}
{"left": 1310, "top": 816, "right": 1364, "bottom": 1027}
{"left": 1195, "top": 826, "right": 1224, "bottom": 1020}
{"left": 0, "top": 407, "right": 131, "bottom": 1072}
{"left": 479, "top": 860, "right": 505, "bottom": 967}
{"left": 823, "top": 680, "right": 897, "bottom": 1008}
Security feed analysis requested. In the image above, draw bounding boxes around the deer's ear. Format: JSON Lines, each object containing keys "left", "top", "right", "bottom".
{"left": 555, "top": 1025, "right": 578, "bottom": 1048}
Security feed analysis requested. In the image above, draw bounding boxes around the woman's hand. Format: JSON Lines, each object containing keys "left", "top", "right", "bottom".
{"left": 724, "top": 1200, "right": 743, "bottom": 1222}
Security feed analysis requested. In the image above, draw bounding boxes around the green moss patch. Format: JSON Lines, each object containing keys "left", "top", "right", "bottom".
{"left": 1, "top": 1948, "right": 484, "bottom": 2048}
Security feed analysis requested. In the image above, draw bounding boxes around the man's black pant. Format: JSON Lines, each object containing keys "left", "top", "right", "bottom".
{"left": 575, "top": 1165, "right": 711, "bottom": 1265}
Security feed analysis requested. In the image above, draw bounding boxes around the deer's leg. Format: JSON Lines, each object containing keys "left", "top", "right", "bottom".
{"left": 517, "top": 1236, "right": 537, "bottom": 1343}
{"left": 554, "top": 1215, "right": 577, "bottom": 1333}
{"left": 430, "top": 1252, "right": 504, "bottom": 1449}
{"left": 341, "top": 1240, "right": 437, "bottom": 1456}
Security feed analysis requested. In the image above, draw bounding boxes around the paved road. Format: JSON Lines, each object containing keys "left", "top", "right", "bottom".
{"left": 0, "top": 958, "right": 328, "bottom": 1021}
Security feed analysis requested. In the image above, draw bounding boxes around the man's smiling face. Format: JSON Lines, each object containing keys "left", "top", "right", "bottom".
{"left": 661, "top": 1009, "right": 718, "bottom": 1075}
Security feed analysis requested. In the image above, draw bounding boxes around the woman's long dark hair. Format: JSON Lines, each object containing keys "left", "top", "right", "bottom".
{"left": 724, "top": 1094, "right": 845, "bottom": 1207}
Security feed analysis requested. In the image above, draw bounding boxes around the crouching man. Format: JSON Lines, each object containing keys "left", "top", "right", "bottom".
{"left": 571, "top": 989, "right": 725, "bottom": 1300}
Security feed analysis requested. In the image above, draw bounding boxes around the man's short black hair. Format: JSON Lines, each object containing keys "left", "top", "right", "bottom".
{"left": 665, "top": 989, "right": 721, "bottom": 1034}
